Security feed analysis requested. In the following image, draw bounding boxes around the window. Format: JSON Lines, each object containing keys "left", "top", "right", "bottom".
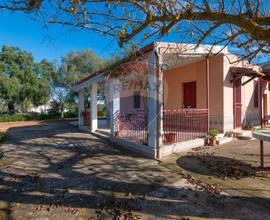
{"left": 254, "top": 80, "right": 259, "bottom": 108}
{"left": 183, "top": 81, "right": 197, "bottom": 108}
{"left": 133, "top": 91, "right": 141, "bottom": 109}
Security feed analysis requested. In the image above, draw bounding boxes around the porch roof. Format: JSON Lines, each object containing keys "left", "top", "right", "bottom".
{"left": 230, "top": 67, "right": 268, "bottom": 85}
{"left": 230, "top": 67, "right": 264, "bottom": 77}
{"left": 262, "top": 68, "right": 270, "bottom": 80}
{"left": 75, "top": 42, "right": 155, "bottom": 90}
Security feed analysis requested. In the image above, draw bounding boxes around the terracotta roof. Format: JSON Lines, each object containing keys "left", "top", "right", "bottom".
{"left": 76, "top": 42, "right": 155, "bottom": 86}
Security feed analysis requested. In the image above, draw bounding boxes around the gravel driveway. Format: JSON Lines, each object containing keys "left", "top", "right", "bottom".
{"left": 0, "top": 121, "right": 270, "bottom": 220}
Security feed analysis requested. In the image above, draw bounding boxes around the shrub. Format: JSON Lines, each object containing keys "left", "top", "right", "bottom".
{"left": 0, "top": 114, "right": 28, "bottom": 122}
{"left": 0, "top": 132, "right": 6, "bottom": 142}
{"left": 0, "top": 112, "right": 77, "bottom": 122}
{"left": 64, "top": 111, "right": 77, "bottom": 118}
{"left": 208, "top": 129, "right": 219, "bottom": 139}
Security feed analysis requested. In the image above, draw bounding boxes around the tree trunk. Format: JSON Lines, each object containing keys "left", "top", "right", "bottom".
{"left": 60, "top": 102, "right": 64, "bottom": 119}
{"left": 8, "top": 101, "right": 15, "bottom": 115}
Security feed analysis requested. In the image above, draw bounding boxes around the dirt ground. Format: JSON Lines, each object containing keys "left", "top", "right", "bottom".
{"left": 1, "top": 121, "right": 270, "bottom": 220}
{"left": 0, "top": 121, "right": 42, "bottom": 132}
{"left": 163, "top": 138, "right": 270, "bottom": 199}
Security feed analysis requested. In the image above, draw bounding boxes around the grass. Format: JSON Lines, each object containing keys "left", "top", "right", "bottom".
{"left": 256, "top": 128, "right": 270, "bottom": 131}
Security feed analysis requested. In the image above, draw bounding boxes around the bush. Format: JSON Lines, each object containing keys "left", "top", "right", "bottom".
{"left": 0, "top": 112, "right": 77, "bottom": 122}
{"left": 208, "top": 129, "right": 219, "bottom": 138}
{"left": 0, "top": 132, "right": 6, "bottom": 142}
{"left": 64, "top": 111, "right": 77, "bottom": 118}
{"left": 0, "top": 114, "right": 28, "bottom": 122}
{"left": 38, "top": 113, "right": 60, "bottom": 120}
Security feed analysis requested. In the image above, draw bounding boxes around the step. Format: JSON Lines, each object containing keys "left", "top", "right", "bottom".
{"left": 96, "top": 129, "right": 110, "bottom": 136}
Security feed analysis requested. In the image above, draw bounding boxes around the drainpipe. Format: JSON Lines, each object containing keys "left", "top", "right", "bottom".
{"left": 206, "top": 57, "right": 210, "bottom": 132}
{"left": 259, "top": 77, "right": 263, "bottom": 128}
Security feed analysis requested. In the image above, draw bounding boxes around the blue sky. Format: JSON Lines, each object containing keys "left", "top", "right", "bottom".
{"left": 0, "top": 10, "right": 121, "bottom": 63}
{"left": 0, "top": 9, "right": 268, "bottom": 65}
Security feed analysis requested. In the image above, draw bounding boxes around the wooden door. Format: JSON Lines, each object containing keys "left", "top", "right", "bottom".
{"left": 183, "top": 81, "right": 196, "bottom": 108}
{"left": 233, "top": 78, "right": 242, "bottom": 128}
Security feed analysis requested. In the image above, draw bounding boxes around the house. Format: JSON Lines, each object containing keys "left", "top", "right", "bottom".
{"left": 75, "top": 42, "right": 270, "bottom": 159}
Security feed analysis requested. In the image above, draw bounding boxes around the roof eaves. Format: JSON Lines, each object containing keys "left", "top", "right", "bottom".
{"left": 76, "top": 42, "right": 155, "bottom": 86}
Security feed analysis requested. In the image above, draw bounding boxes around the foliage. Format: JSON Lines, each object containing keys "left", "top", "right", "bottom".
{"left": 208, "top": 129, "right": 219, "bottom": 139}
{"left": 0, "top": 132, "right": 6, "bottom": 143}
{"left": 54, "top": 49, "right": 106, "bottom": 117}
{"left": 243, "top": 121, "right": 254, "bottom": 130}
{"left": 0, "top": 112, "right": 76, "bottom": 122}
{"left": 0, "top": 1, "right": 269, "bottom": 61}
{"left": 0, "top": 114, "right": 30, "bottom": 122}
{"left": 0, "top": 46, "right": 57, "bottom": 114}
{"left": 97, "top": 104, "right": 107, "bottom": 118}
{"left": 56, "top": 49, "right": 106, "bottom": 89}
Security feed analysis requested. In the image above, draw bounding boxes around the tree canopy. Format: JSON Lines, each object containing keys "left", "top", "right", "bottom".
{"left": 56, "top": 49, "right": 106, "bottom": 89}
{"left": 0, "top": 0, "right": 269, "bottom": 61}
{"left": 0, "top": 46, "right": 57, "bottom": 113}
{"left": 53, "top": 49, "right": 106, "bottom": 117}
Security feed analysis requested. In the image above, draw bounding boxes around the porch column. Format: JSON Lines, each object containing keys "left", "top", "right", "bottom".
{"left": 90, "top": 83, "right": 98, "bottom": 131}
{"left": 78, "top": 88, "right": 84, "bottom": 127}
{"left": 109, "top": 78, "right": 120, "bottom": 137}
{"left": 147, "top": 51, "right": 160, "bottom": 155}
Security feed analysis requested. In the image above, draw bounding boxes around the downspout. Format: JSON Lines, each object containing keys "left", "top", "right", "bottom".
{"left": 206, "top": 57, "right": 210, "bottom": 132}
{"left": 259, "top": 77, "right": 263, "bottom": 128}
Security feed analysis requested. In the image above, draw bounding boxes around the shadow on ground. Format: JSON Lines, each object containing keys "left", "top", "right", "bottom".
{"left": 0, "top": 121, "right": 270, "bottom": 219}
{"left": 177, "top": 155, "right": 256, "bottom": 179}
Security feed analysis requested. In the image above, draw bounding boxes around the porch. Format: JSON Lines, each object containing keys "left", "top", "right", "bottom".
{"left": 74, "top": 43, "right": 228, "bottom": 159}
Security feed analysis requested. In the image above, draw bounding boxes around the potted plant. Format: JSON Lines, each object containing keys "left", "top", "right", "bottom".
{"left": 164, "top": 133, "right": 176, "bottom": 144}
{"left": 243, "top": 122, "right": 255, "bottom": 131}
{"left": 208, "top": 129, "right": 219, "bottom": 146}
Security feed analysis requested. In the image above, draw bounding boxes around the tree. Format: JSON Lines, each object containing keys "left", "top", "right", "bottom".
{"left": 0, "top": 0, "right": 269, "bottom": 61}
{"left": 33, "top": 59, "right": 57, "bottom": 107}
{"left": 0, "top": 46, "right": 56, "bottom": 113}
{"left": 53, "top": 49, "right": 106, "bottom": 117}
{"left": 57, "top": 49, "right": 105, "bottom": 88}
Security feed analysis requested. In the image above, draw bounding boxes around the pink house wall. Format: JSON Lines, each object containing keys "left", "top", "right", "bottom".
{"left": 107, "top": 52, "right": 268, "bottom": 132}
{"left": 223, "top": 54, "right": 267, "bottom": 130}
{"left": 163, "top": 59, "right": 207, "bottom": 109}
{"left": 163, "top": 55, "right": 224, "bottom": 131}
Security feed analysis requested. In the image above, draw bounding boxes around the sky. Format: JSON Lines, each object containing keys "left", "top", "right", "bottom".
{"left": 0, "top": 10, "right": 121, "bottom": 63}
{"left": 0, "top": 9, "right": 268, "bottom": 65}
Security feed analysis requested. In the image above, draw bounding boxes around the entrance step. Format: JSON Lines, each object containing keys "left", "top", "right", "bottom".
{"left": 96, "top": 129, "right": 110, "bottom": 136}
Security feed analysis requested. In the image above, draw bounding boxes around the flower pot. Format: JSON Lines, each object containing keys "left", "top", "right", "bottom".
{"left": 164, "top": 133, "right": 176, "bottom": 144}
{"left": 209, "top": 138, "right": 216, "bottom": 146}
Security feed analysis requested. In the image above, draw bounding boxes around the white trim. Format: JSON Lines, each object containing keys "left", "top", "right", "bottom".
{"left": 74, "top": 73, "right": 105, "bottom": 91}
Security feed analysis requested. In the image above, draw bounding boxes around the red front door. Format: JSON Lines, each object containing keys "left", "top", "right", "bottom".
{"left": 233, "top": 78, "right": 242, "bottom": 128}
{"left": 183, "top": 81, "right": 196, "bottom": 108}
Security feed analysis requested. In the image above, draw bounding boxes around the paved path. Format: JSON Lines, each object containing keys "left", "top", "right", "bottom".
{"left": 0, "top": 121, "right": 270, "bottom": 219}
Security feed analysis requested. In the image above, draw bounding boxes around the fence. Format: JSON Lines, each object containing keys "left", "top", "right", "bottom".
{"left": 114, "top": 111, "right": 148, "bottom": 144}
{"left": 163, "top": 109, "right": 208, "bottom": 144}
